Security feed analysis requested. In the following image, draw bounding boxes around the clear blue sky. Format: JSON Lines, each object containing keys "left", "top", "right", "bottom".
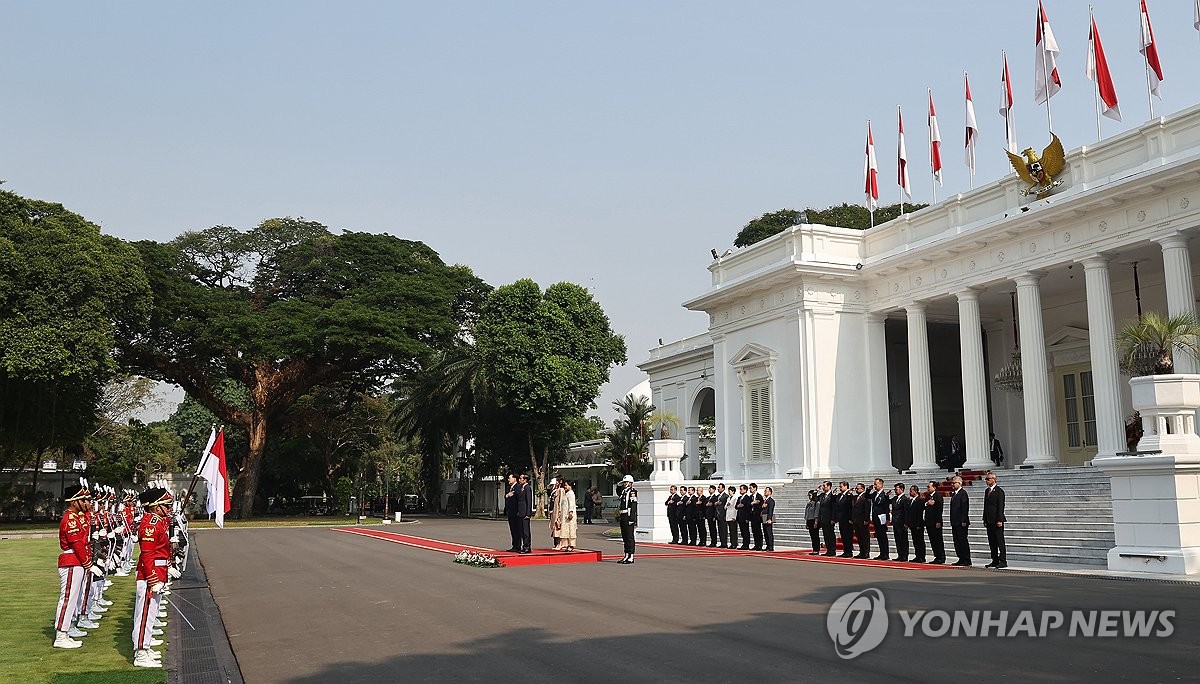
{"left": 6, "top": 1, "right": 1200, "bottom": 422}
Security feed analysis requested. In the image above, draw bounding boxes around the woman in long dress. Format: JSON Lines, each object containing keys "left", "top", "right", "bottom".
{"left": 558, "top": 482, "right": 578, "bottom": 552}
{"left": 550, "top": 480, "right": 564, "bottom": 549}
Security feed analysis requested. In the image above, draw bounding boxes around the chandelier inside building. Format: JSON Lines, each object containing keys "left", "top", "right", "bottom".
{"left": 993, "top": 292, "right": 1024, "bottom": 393}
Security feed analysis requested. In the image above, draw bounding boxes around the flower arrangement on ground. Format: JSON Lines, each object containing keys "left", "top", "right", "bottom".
{"left": 453, "top": 550, "right": 504, "bottom": 568}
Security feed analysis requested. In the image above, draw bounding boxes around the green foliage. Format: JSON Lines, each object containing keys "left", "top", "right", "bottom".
{"left": 732, "top": 202, "right": 929, "bottom": 248}
{"left": 117, "top": 220, "right": 488, "bottom": 517}
{"left": 473, "top": 279, "right": 626, "bottom": 513}
{"left": 1116, "top": 311, "right": 1200, "bottom": 376}
{"left": 86, "top": 420, "right": 183, "bottom": 484}
{"left": 0, "top": 191, "right": 151, "bottom": 463}
{"left": 334, "top": 476, "right": 354, "bottom": 513}
{"left": 604, "top": 394, "right": 654, "bottom": 480}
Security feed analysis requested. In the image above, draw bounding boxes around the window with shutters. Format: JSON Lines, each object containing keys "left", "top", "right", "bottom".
{"left": 747, "top": 380, "right": 772, "bottom": 462}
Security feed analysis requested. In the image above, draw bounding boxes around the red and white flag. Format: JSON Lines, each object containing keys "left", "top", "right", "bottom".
{"left": 1140, "top": 0, "right": 1163, "bottom": 98}
{"left": 964, "top": 73, "right": 979, "bottom": 177}
{"left": 1086, "top": 15, "right": 1121, "bottom": 121}
{"left": 864, "top": 120, "right": 879, "bottom": 211}
{"left": 928, "top": 90, "right": 943, "bottom": 186}
{"left": 196, "top": 427, "right": 231, "bottom": 528}
{"left": 897, "top": 106, "right": 911, "bottom": 201}
{"left": 1034, "top": 1, "right": 1061, "bottom": 104}
{"left": 1000, "top": 53, "right": 1017, "bottom": 154}
{"left": 1194, "top": 0, "right": 1199, "bottom": 32}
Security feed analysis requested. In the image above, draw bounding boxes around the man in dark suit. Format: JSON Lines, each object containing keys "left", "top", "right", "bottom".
{"left": 682, "top": 486, "right": 697, "bottom": 545}
{"left": 504, "top": 473, "right": 521, "bottom": 552}
{"left": 705, "top": 482, "right": 724, "bottom": 544}
{"left": 676, "top": 487, "right": 690, "bottom": 545}
{"left": 983, "top": 471, "right": 1007, "bottom": 568}
{"left": 890, "top": 483, "right": 910, "bottom": 562}
{"left": 713, "top": 484, "right": 729, "bottom": 548}
{"left": 517, "top": 473, "right": 533, "bottom": 553}
{"left": 851, "top": 483, "right": 871, "bottom": 559}
{"left": 736, "top": 484, "right": 752, "bottom": 550}
{"left": 906, "top": 485, "right": 926, "bottom": 563}
{"left": 817, "top": 481, "right": 836, "bottom": 556}
{"left": 924, "top": 481, "right": 945, "bottom": 564}
{"left": 948, "top": 475, "right": 971, "bottom": 566}
{"left": 665, "top": 485, "right": 680, "bottom": 544}
{"left": 835, "top": 482, "right": 854, "bottom": 558}
{"left": 694, "top": 488, "right": 709, "bottom": 547}
{"left": 870, "top": 478, "right": 891, "bottom": 561}
{"left": 748, "top": 483, "right": 765, "bottom": 551}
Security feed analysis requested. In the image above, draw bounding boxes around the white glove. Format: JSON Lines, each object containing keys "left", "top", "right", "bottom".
{"left": 149, "top": 581, "right": 165, "bottom": 594}
{"left": 168, "top": 566, "right": 182, "bottom": 579}
{"left": 89, "top": 564, "right": 105, "bottom": 578}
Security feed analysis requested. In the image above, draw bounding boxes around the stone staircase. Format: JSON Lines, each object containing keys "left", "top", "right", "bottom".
{"left": 769, "top": 465, "right": 1114, "bottom": 567}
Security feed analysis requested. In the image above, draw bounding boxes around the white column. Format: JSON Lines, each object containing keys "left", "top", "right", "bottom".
{"left": 906, "top": 303, "right": 938, "bottom": 471}
{"left": 683, "top": 426, "right": 701, "bottom": 479}
{"left": 1158, "top": 234, "right": 1198, "bottom": 374}
{"left": 1081, "top": 256, "right": 1127, "bottom": 459}
{"left": 956, "top": 289, "right": 992, "bottom": 469}
{"left": 865, "top": 313, "right": 893, "bottom": 471}
{"left": 1015, "top": 272, "right": 1058, "bottom": 466}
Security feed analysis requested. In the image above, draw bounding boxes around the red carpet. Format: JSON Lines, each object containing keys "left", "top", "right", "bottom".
{"left": 332, "top": 527, "right": 602, "bottom": 566}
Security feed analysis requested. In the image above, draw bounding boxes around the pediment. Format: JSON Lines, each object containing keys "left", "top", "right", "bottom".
{"left": 1045, "top": 325, "right": 1090, "bottom": 348}
{"left": 728, "top": 343, "right": 778, "bottom": 368}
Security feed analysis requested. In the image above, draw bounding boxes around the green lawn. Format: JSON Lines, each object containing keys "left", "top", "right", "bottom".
{"left": 0, "top": 538, "right": 165, "bottom": 684}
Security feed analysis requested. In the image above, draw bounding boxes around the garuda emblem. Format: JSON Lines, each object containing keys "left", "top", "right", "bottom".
{"left": 1006, "top": 133, "right": 1065, "bottom": 199}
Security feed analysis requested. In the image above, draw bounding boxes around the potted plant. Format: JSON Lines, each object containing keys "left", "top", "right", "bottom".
{"left": 1114, "top": 311, "right": 1200, "bottom": 452}
{"left": 649, "top": 410, "right": 682, "bottom": 441}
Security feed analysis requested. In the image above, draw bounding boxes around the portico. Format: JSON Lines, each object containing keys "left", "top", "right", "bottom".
{"left": 641, "top": 104, "right": 1200, "bottom": 480}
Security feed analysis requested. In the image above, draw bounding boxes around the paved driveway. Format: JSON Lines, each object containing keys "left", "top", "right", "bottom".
{"left": 195, "top": 518, "right": 1200, "bottom": 683}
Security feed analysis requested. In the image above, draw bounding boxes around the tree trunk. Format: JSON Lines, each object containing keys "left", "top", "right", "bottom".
{"left": 528, "top": 434, "right": 549, "bottom": 518}
{"left": 231, "top": 412, "right": 269, "bottom": 519}
{"left": 27, "top": 445, "right": 46, "bottom": 521}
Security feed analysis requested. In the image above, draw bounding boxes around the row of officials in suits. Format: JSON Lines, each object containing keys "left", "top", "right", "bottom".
{"left": 803, "top": 473, "right": 1008, "bottom": 568}
{"left": 664, "top": 482, "right": 779, "bottom": 552}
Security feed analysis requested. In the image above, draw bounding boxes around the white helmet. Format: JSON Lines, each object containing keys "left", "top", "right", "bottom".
{"left": 621, "top": 475, "right": 634, "bottom": 483}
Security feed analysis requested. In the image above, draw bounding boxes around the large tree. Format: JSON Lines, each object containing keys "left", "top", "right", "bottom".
{"left": 117, "top": 219, "right": 488, "bottom": 517}
{"left": 733, "top": 202, "right": 928, "bottom": 247}
{"left": 473, "top": 279, "right": 626, "bottom": 515}
{"left": 0, "top": 191, "right": 151, "bottom": 482}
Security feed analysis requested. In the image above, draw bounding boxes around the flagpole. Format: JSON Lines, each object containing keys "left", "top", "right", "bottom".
{"left": 928, "top": 88, "right": 937, "bottom": 204}
{"left": 898, "top": 104, "right": 905, "bottom": 214}
{"left": 1143, "top": 1, "right": 1155, "bottom": 121}
{"left": 1091, "top": 7, "right": 1102, "bottom": 142}
{"left": 181, "top": 424, "right": 218, "bottom": 516}
{"left": 966, "top": 70, "right": 974, "bottom": 191}
{"left": 1002, "top": 50, "right": 1015, "bottom": 155}
{"left": 1039, "top": 10, "right": 1054, "bottom": 136}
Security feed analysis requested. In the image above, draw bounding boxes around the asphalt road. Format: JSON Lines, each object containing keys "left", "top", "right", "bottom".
{"left": 195, "top": 518, "right": 1200, "bottom": 684}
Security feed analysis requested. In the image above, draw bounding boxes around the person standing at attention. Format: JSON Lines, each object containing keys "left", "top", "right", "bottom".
{"left": 617, "top": 475, "right": 638, "bottom": 564}
{"left": 983, "top": 471, "right": 1007, "bottom": 568}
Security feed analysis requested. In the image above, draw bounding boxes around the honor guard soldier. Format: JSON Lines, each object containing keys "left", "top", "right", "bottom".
{"left": 54, "top": 483, "right": 95, "bottom": 648}
{"left": 617, "top": 475, "right": 638, "bottom": 564}
{"left": 132, "top": 487, "right": 172, "bottom": 668}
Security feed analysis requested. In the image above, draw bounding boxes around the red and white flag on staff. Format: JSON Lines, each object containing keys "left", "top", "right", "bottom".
{"left": 1195, "top": 0, "right": 1200, "bottom": 32}
{"left": 928, "top": 90, "right": 943, "bottom": 186}
{"left": 1034, "top": 0, "right": 1061, "bottom": 104}
{"left": 1140, "top": 0, "right": 1163, "bottom": 99}
{"left": 897, "top": 106, "right": 911, "bottom": 201}
{"left": 964, "top": 73, "right": 979, "bottom": 177}
{"left": 864, "top": 120, "right": 879, "bottom": 211}
{"left": 1086, "top": 14, "right": 1121, "bottom": 121}
{"left": 1000, "top": 53, "right": 1017, "bottom": 154}
{"left": 196, "top": 427, "right": 231, "bottom": 528}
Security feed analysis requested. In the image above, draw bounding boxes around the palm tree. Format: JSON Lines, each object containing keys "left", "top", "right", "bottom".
{"left": 1115, "top": 311, "right": 1200, "bottom": 376}
{"left": 649, "top": 409, "right": 682, "bottom": 440}
{"left": 390, "top": 345, "right": 487, "bottom": 511}
{"left": 603, "top": 394, "right": 654, "bottom": 479}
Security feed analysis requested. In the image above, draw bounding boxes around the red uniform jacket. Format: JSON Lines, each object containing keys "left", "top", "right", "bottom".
{"left": 136, "top": 513, "right": 171, "bottom": 584}
{"left": 58, "top": 510, "right": 92, "bottom": 568}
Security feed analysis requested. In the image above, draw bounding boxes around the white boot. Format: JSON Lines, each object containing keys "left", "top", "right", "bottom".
{"left": 98, "top": 598, "right": 113, "bottom": 607}
{"left": 151, "top": 628, "right": 163, "bottom": 636}
{"left": 67, "top": 627, "right": 88, "bottom": 638}
{"left": 77, "top": 618, "right": 100, "bottom": 629}
{"left": 53, "top": 631, "right": 82, "bottom": 649}
{"left": 103, "top": 579, "right": 113, "bottom": 588}
{"left": 91, "top": 605, "right": 108, "bottom": 613}
{"left": 149, "top": 637, "right": 163, "bottom": 647}
{"left": 132, "top": 649, "right": 161, "bottom": 668}
{"left": 85, "top": 613, "right": 103, "bottom": 622}
{"left": 157, "top": 610, "right": 167, "bottom": 619}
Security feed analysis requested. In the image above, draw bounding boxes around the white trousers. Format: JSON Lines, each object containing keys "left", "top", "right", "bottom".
{"left": 54, "top": 566, "right": 86, "bottom": 631}
{"left": 131, "top": 579, "right": 160, "bottom": 650}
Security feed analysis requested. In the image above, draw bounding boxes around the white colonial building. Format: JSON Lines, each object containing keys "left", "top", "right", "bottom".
{"left": 641, "top": 103, "right": 1200, "bottom": 483}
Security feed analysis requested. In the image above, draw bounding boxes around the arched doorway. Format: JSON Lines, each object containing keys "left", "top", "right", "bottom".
{"left": 690, "top": 387, "right": 716, "bottom": 479}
